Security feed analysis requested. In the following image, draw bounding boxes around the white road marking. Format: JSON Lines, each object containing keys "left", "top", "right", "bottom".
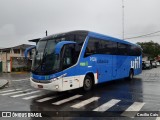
{"left": 52, "top": 95, "right": 82, "bottom": 105}
{"left": 0, "top": 89, "right": 21, "bottom": 94}
{"left": 156, "top": 116, "right": 160, "bottom": 120}
{"left": 22, "top": 95, "right": 42, "bottom": 100}
{"left": 156, "top": 110, "right": 160, "bottom": 120}
{"left": 12, "top": 78, "right": 29, "bottom": 82}
{"left": 36, "top": 96, "right": 57, "bottom": 102}
{"left": 121, "top": 102, "right": 145, "bottom": 118}
{"left": 93, "top": 99, "right": 121, "bottom": 112}
{"left": 71, "top": 97, "right": 100, "bottom": 108}
{"left": 11, "top": 90, "right": 41, "bottom": 98}
{"left": 1, "top": 89, "right": 32, "bottom": 95}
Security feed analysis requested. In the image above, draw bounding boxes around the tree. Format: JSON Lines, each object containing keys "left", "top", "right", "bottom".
{"left": 137, "top": 41, "right": 160, "bottom": 59}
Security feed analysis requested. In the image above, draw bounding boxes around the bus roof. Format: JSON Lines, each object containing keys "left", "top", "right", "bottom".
{"left": 33, "top": 30, "right": 141, "bottom": 48}
{"left": 40, "top": 30, "right": 89, "bottom": 41}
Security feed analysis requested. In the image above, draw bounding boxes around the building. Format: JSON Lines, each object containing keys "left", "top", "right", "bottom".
{"left": 0, "top": 44, "right": 34, "bottom": 72}
{"left": 155, "top": 55, "right": 160, "bottom": 62}
{"left": 142, "top": 53, "right": 150, "bottom": 61}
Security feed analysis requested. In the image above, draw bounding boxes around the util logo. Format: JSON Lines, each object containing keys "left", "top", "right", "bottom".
{"left": 131, "top": 57, "right": 141, "bottom": 69}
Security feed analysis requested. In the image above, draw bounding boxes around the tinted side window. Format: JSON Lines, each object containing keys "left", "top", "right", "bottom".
{"left": 75, "top": 35, "right": 86, "bottom": 44}
{"left": 117, "top": 43, "right": 128, "bottom": 55}
{"left": 137, "top": 47, "right": 142, "bottom": 56}
{"left": 128, "top": 45, "right": 141, "bottom": 56}
{"left": 84, "top": 37, "right": 117, "bottom": 57}
{"left": 84, "top": 37, "right": 141, "bottom": 56}
{"left": 84, "top": 38, "right": 98, "bottom": 57}
{"left": 74, "top": 35, "right": 86, "bottom": 59}
{"left": 112, "top": 42, "right": 118, "bottom": 55}
{"left": 97, "top": 40, "right": 113, "bottom": 54}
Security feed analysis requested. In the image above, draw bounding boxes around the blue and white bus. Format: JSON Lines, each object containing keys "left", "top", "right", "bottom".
{"left": 25, "top": 30, "right": 142, "bottom": 91}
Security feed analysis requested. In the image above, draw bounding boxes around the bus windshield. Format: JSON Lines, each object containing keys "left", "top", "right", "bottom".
{"left": 31, "top": 33, "right": 87, "bottom": 75}
{"left": 32, "top": 40, "right": 60, "bottom": 74}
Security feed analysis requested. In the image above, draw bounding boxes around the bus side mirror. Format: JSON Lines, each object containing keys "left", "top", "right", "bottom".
{"left": 24, "top": 46, "right": 36, "bottom": 61}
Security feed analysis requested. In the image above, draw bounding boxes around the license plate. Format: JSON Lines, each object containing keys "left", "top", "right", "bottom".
{"left": 38, "top": 85, "right": 43, "bottom": 88}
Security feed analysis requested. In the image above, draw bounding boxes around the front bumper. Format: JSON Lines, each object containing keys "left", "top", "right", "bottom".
{"left": 30, "top": 77, "right": 63, "bottom": 91}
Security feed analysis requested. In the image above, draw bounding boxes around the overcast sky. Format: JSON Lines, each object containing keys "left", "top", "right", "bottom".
{"left": 0, "top": 0, "right": 160, "bottom": 48}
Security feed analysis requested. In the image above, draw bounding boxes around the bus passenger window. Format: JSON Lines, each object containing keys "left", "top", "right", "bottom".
{"left": 84, "top": 38, "right": 98, "bottom": 57}
{"left": 117, "top": 43, "right": 128, "bottom": 55}
{"left": 111, "top": 42, "right": 118, "bottom": 55}
{"left": 128, "top": 45, "right": 142, "bottom": 56}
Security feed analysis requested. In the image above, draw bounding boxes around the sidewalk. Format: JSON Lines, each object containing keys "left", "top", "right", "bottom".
{"left": 0, "top": 79, "right": 9, "bottom": 89}
{"left": 0, "top": 71, "right": 30, "bottom": 75}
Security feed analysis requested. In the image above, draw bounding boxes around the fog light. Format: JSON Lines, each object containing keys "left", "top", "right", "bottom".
{"left": 55, "top": 85, "right": 59, "bottom": 89}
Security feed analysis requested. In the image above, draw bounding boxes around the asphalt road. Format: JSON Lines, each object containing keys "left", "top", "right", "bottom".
{"left": 0, "top": 67, "right": 160, "bottom": 120}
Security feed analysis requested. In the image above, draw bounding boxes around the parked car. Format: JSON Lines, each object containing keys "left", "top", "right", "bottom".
{"left": 142, "top": 61, "right": 152, "bottom": 69}
{"left": 156, "top": 61, "right": 160, "bottom": 66}
{"left": 152, "top": 61, "right": 157, "bottom": 68}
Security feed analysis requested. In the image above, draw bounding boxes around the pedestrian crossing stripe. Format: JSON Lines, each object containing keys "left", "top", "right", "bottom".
{"left": 156, "top": 110, "right": 160, "bottom": 120}
{"left": 36, "top": 96, "right": 57, "bottom": 102}
{"left": 93, "top": 99, "right": 121, "bottom": 112}
{"left": 121, "top": 102, "right": 145, "bottom": 118}
{"left": 0, "top": 89, "right": 21, "bottom": 94}
{"left": 12, "top": 78, "right": 29, "bottom": 82}
{"left": 71, "top": 97, "right": 100, "bottom": 108}
{"left": 22, "top": 95, "right": 42, "bottom": 100}
{"left": 11, "top": 90, "right": 41, "bottom": 98}
{"left": 52, "top": 95, "right": 83, "bottom": 105}
{"left": 156, "top": 117, "right": 160, "bottom": 120}
{"left": 0, "top": 88, "right": 157, "bottom": 117}
{"left": 1, "top": 89, "right": 32, "bottom": 96}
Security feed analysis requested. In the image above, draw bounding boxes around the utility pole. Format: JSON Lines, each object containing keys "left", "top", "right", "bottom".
{"left": 6, "top": 52, "right": 7, "bottom": 72}
{"left": 46, "top": 30, "right": 48, "bottom": 36}
{"left": 122, "top": 0, "right": 125, "bottom": 40}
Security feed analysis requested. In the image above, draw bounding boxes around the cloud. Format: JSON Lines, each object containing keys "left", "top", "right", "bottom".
{"left": 0, "top": 0, "right": 160, "bottom": 47}
{"left": 0, "top": 24, "right": 16, "bottom": 36}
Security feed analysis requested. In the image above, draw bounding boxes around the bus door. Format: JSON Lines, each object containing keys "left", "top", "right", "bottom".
{"left": 59, "top": 42, "right": 80, "bottom": 90}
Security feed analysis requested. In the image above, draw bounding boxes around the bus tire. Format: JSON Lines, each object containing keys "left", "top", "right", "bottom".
{"left": 128, "top": 69, "right": 134, "bottom": 80}
{"left": 83, "top": 75, "right": 93, "bottom": 91}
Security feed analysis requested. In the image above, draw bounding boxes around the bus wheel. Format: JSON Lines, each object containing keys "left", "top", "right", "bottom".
{"left": 128, "top": 69, "right": 134, "bottom": 80}
{"left": 83, "top": 75, "right": 93, "bottom": 91}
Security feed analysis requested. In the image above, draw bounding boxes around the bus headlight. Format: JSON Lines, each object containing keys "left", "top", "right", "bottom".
{"left": 51, "top": 78, "right": 58, "bottom": 82}
{"left": 55, "top": 85, "right": 59, "bottom": 89}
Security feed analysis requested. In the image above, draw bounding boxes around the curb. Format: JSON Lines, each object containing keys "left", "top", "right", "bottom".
{"left": 10, "top": 72, "right": 30, "bottom": 74}
{"left": 0, "top": 80, "right": 9, "bottom": 89}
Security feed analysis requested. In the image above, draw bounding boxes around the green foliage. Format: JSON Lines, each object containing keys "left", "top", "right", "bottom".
{"left": 137, "top": 41, "right": 160, "bottom": 59}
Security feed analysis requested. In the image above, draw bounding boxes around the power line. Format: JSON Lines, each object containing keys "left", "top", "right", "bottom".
{"left": 137, "top": 34, "right": 160, "bottom": 38}
{"left": 125, "top": 31, "right": 160, "bottom": 39}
